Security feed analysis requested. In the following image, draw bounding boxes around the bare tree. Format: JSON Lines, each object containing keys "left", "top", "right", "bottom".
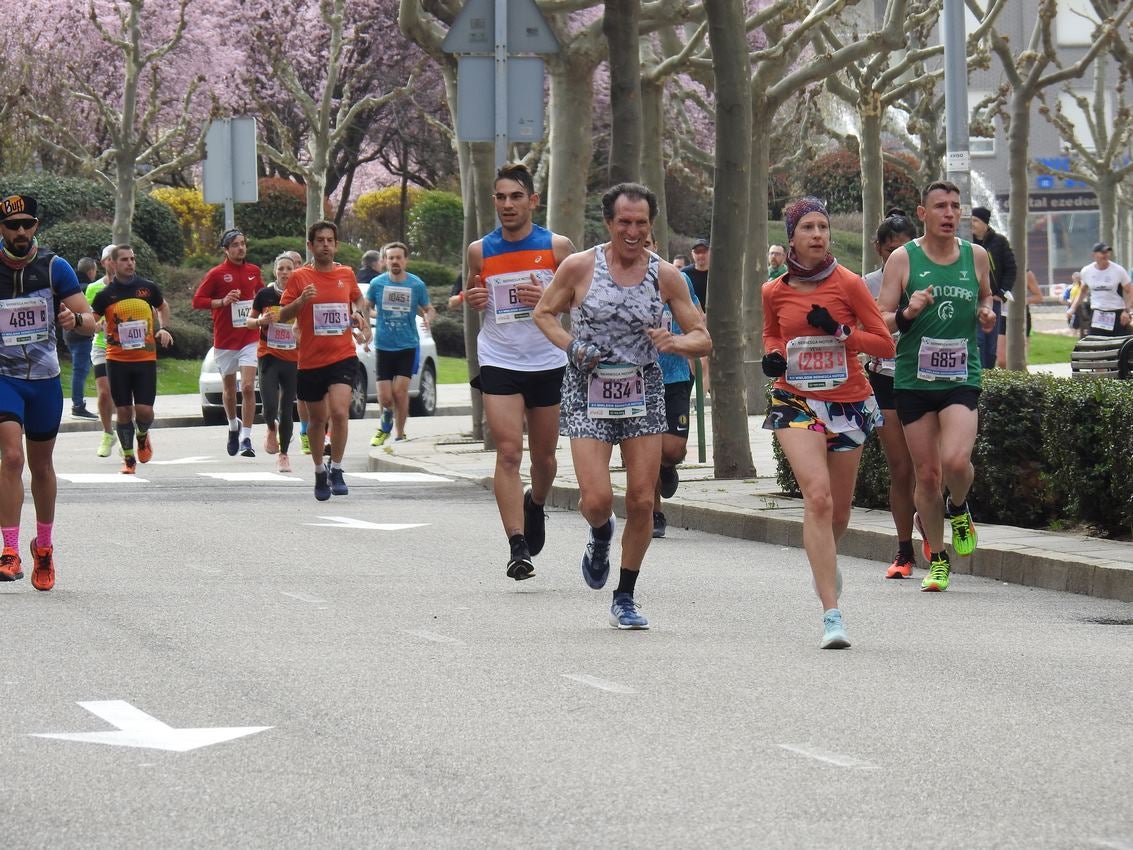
{"left": 604, "top": 0, "right": 642, "bottom": 184}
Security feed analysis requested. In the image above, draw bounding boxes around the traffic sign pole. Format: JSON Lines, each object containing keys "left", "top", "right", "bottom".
{"left": 495, "top": 0, "right": 508, "bottom": 169}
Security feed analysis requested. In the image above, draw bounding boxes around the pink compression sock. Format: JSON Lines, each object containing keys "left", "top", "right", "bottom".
{"left": 35, "top": 521, "right": 53, "bottom": 549}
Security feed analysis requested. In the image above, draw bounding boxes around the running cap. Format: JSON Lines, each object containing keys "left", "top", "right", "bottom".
{"left": 0, "top": 194, "right": 37, "bottom": 221}
{"left": 691, "top": 236, "right": 710, "bottom": 249}
{"left": 783, "top": 196, "right": 830, "bottom": 242}
{"left": 971, "top": 207, "right": 991, "bottom": 224}
{"left": 101, "top": 244, "right": 115, "bottom": 261}
{"left": 219, "top": 228, "right": 244, "bottom": 249}
{"left": 1092, "top": 241, "right": 1111, "bottom": 253}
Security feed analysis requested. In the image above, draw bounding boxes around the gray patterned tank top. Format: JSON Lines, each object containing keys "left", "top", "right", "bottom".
{"left": 570, "top": 245, "right": 663, "bottom": 366}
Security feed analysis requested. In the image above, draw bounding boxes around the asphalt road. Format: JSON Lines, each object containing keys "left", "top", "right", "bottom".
{"left": 2, "top": 425, "right": 1131, "bottom": 849}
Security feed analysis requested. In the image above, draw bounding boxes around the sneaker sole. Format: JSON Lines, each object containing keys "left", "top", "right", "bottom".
{"left": 0, "top": 570, "right": 24, "bottom": 581}
{"left": 609, "top": 618, "right": 650, "bottom": 630}
{"left": 885, "top": 565, "right": 913, "bottom": 579}
{"left": 921, "top": 583, "right": 948, "bottom": 592}
{"left": 506, "top": 561, "right": 535, "bottom": 581}
{"left": 820, "top": 633, "right": 851, "bottom": 649}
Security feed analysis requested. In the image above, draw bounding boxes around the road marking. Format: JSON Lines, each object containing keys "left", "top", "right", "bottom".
{"left": 280, "top": 591, "right": 326, "bottom": 604}
{"left": 347, "top": 472, "right": 452, "bottom": 483}
{"left": 561, "top": 673, "right": 635, "bottom": 694}
{"left": 189, "top": 566, "right": 221, "bottom": 576}
{"left": 146, "top": 456, "right": 216, "bottom": 465}
{"left": 779, "top": 744, "right": 878, "bottom": 769}
{"left": 305, "top": 516, "right": 427, "bottom": 530}
{"left": 197, "top": 472, "right": 303, "bottom": 482}
{"left": 58, "top": 474, "right": 148, "bottom": 484}
{"left": 1089, "top": 840, "right": 1133, "bottom": 850}
{"left": 31, "top": 700, "right": 272, "bottom": 753}
{"left": 402, "top": 629, "right": 464, "bottom": 645}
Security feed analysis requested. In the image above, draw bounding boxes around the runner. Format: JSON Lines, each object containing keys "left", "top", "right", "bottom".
{"left": 533, "top": 182, "right": 710, "bottom": 629}
{"left": 465, "top": 162, "right": 574, "bottom": 580}
{"left": 877, "top": 181, "right": 997, "bottom": 592}
{"left": 88, "top": 244, "right": 118, "bottom": 457}
{"left": 248, "top": 254, "right": 299, "bottom": 473}
{"left": 367, "top": 241, "right": 434, "bottom": 447}
{"left": 0, "top": 194, "right": 96, "bottom": 591}
{"left": 1067, "top": 242, "right": 1132, "bottom": 337}
{"left": 90, "top": 245, "right": 174, "bottom": 474}
{"left": 862, "top": 210, "right": 919, "bottom": 578}
{"left": 762, "top": 197, "right": 894, "bottom": 648}
{"left": 283, "top": 249, "right": 316, "bottom": 455}
{"left": 192, "top": 228, "right": 263, "bottom": 457}
{"left": 278, "top": 221, "right": 371, "bottom": 501}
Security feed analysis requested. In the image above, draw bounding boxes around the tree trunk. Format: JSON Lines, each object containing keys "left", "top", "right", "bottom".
{"left": 641, "top": 76, "right": 668, "bottom": 255}
{"left": 113, "top": 159, "right": 136, "bottom": 246}
{"left": 1006, "top": 93, "right": 1031, "bottom": 372}
{"left": 1097, "top": 176, "right": 1117, "bottom": 248}
{"left": 603, "top": 0, "right": 642, "bottom": 184}
{"left": 859, "top": 105, "right": 885, "bottom": 273}
{"left": 306, "top": 135, "right": 329, "bottom": 231}
{"left": 546, "top": 59, "right": 595, "bottom": 249}
{"left": 399, "top": 171, "right": 409, "bottom": 242}
{"left": 745, "top": 96, "right": 776, "bottom": 414}
{"left": 704, "top": 0, "right": 755, "bottom": 479}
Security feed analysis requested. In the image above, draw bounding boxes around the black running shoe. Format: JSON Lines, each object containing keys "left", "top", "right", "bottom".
{"left": 314, "top": 468, "right": 331, "bottom": 501}
{"left": 659, "top": 464, "right": 679, "bottom": 499}
{"left": 523, "top": 490, "right": 547, "bottom": 556}
{"left": 506, "top": 553, "right": 535, "bottom": 581}
{"left": 652, "top": 511, "right": 667, "bottom": 539}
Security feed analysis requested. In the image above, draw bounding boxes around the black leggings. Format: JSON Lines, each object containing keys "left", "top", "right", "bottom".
{"left": 259, "top": 355, "right": 298, "bottom": 453}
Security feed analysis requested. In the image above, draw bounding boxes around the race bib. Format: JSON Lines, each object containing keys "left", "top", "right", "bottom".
{"left": 231, "top": 299, "right": 253, "bottom": 325}
{"left": 1091, "top": 309, "right": 1117, "bottom": 332}
{"left": 489, "top": 272, "right": 537, "bottom": 324}
{"left": 0, "top": 296, "right": 49, "bottom": 346}
{"left": 785, "top": 335, "right": 848, "bottom": 391}
{"left": 266, "top": 321, "right": 297, "bottom": 350}
{"left": 382, "top": 285, "right": 412, "bottom": 314}
{"left": 119, "top": 319, "right": 148, "bottom": 350}
{"left": 586, "top": 363, "right": 645, "bottom": 419}
{"left": 917, "top": 337, "right": 968, "bottom": 381}
{"left": 313, "top": 302, "right": 351, "bottom": 336}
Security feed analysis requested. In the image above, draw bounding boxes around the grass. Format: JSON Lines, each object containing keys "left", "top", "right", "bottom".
{"left": 1027, "top": 332, "right": 1077, "bottom": 365}
{"left": 59, "top": 356, "right": 202, "bottom": 397}
{"left": 437, "top": 355, "right": 469, "bottom": 384}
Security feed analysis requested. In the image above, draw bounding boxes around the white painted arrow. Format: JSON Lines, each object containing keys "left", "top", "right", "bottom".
{"left": 31, "top": 700, "right": 272, "bottom": 752}
{"left": 304, "top": 516, "right": 427, "bottom": 530}
{"left": 146, "top": 455, "right": 216, "bottom": 465}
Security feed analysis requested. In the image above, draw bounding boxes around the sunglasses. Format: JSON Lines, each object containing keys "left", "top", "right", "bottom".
{"left": 2, "top": 219, "right": 37, "bottom": 231}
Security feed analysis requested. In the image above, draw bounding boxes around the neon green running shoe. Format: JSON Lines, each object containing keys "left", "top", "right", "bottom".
{"left": 97, "top": 432, "right": 115, "bottom": 458}
{"left": 371, "top": 429, "right": 389, "bottom": 447}
{"left": 300, "top": 433, "right": 311, "bottom": 455}
{"left": 948, "top": 502, "right": 977, "bottom": 556}
{"left": 921, "top": 553, "right": 951, "bottom": 592}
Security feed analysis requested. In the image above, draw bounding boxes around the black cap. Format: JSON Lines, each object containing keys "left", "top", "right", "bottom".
{"left": 691, "top": 236, "right": 710, "bottom": 249}
{"left": 1093, "top": 241, "right": 1111, "bottom": 253}
{"left": 0, "top": 194, "right": 37, "bottom": 221}
{"left": 971, "top": 207, "right": 991, "bottom": 225}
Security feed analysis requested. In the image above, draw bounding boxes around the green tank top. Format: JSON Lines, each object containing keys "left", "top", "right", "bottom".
{"left": 895, "top": 239, "right": 982, "bottom": 391}
{"left": 85, "top": 278, "right": 108, "bottom": 348}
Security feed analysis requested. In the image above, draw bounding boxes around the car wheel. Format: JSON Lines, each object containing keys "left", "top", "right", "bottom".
{"left": 410, "top": 361, "right": 437, "bottom": 417}
{"left": 349, "top": 364, "right": 367, "bottom": 419}
{"left": 202, "top": 406, "right": 226, "bottom": 426}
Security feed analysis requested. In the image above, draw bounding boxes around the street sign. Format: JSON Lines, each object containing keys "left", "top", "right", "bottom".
{"left": 442, "top": 0, "right": 558, "bottom": 54}
{"left": 945, "top": 150, "right": 971, "bottom": 173}
{"left": 455, "top": 56, "right": 545, "bottom": 143}
{"left": 202, "top": 117, "right": 259, "bottom": 205}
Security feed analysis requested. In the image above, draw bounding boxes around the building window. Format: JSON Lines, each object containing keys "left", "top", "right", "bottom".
{"left": 1056, "top": 0, "right": 1096, "bottom": 46}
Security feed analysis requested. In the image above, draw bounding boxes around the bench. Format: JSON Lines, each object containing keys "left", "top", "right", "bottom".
{"left": 1070, "top": 335, "right": 1133, "bottom": 379}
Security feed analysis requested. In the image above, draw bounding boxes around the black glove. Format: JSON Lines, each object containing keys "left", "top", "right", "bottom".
{"left": 761, "top": 351, "right": 787, "bottom": 378}
{"left": 806, "top": 304, "right": 839, "bottom": 335}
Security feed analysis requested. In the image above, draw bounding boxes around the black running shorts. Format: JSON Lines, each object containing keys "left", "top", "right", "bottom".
{"left": 297, "top": 356, "right": 359, "bottom": 402}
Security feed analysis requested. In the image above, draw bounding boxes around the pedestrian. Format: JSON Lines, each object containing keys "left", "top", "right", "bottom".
{"left": 248, "top": 254, "right": 299, "bottom": 472}
{"left": 996, "top": 268, "right": 1043, "bottom": 366}
{"left": 863, "top": 209, "right": 919, "bottom": 578}
{"left": 367, "top": 241, "right": 433, "bottom": 447}
{"left": 767, "top": 243, "right": 788, "bottom": 280}
{"left": 878, "top": 181, "right": 997, "bottom": 592}
{"left": 278, "top": 221, "right": 371, "bottom": 501}
{"left": 1067, "top": 242, "right": 1132, "bottom": 337}
{"left": 970, "top": 206, "right": 1016, "bottom": 369}
{"left": 761, "top": 197, "right": 894, "bottom": 648}
{"left": 356, "top": 249, "right": 383, "bottom": 285}
{"left": 0, "top": 194, "right": 97, "bottom": 591}
{"left": 534, "top": 182, "right": 711, "bottom": 629}
{"left": 66, "top": 256, "right": 100, "bottom": 419}
{"left": 465, "top": 162, "right": 575, "bottom": 580}
{"left": 192, "top": 228, "right": 264, "bottom": 457}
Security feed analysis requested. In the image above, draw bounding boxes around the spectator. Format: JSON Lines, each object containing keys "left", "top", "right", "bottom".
{"left": 356, "top": 249, "right": 383, "bottom": 285}
{"left": 66, "top": 257, "right": 100, "bottom": 418}
{"left": 970, "top": 207, "right": 1017, "bottom": 369}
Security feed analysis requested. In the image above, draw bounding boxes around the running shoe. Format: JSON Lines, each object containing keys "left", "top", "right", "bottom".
{"left": 28, "top": 538, "right": 54, "bottom": 591}
{"left": 948, "top": 502, "right": 978, "bottom": 556}
{"left": 523, "top": 490, "right": 547, "bottom": 556}
{"left": 314, "top": 467, "right": 331, "bottom": 501}
{"left": 371, "top": 428, "right": 389, "bottom": 447}
{"left": 581, "top": 516, "right": 615, "bottom": 589}
{"left": 240, "top": 438, "right": 256, "bottom": 458}
{"left": 300, "top": 433, "right": 311, "bottom": 455}
{"left": 609, "top": 593, "right": 649, "bottom": 629}
{"left": 277, "top": 453, "right": 291, "bottom": 473}
{"left": 136, "top": 433, "right": 153, "bottom": 463}
{"left": 820, "top": 608, "right": 851, "bottom": 649}
{"left": 265, "top": 429, "right": 279, "bottom": 455}
{"left": 227, "top": 426, "right": 240, "bottom": 457}
{"left": 885, "top": 552, "right": 915, "bottom": 579}
{"left": 922, "top": 553, "right": 951, "bottom": 592}
{"left": 328, "top": 466, "right": 349, "bottom": 496}
{"left": 912, "top": 511, "right": 933, "bottom": 562}
{"left": 506, "top": 552, "right": 535, "bottom": 581}
{"left": 97, "top": 432, "right": 115, "bottom": 458}
{"left": 0, "top": 547, "right": 24, "bottom": 581}
{"left": 72, "top": 404, "right": 97, "bottom": 419}
{"left": 121, "top": 455, "right": 137, "bottom": 475}
{"left": 659, "top": 464, "right": 679, "bottom": 499}
{"left": 652, "top": 511, "right": 667, "bottom": 539}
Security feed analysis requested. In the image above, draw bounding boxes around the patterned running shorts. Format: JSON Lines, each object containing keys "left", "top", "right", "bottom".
{"left": 762, "top": 387, "right": 881, "bottom": 452}
{"left": 560, "top": 362, "right": 666, "bottom": 444}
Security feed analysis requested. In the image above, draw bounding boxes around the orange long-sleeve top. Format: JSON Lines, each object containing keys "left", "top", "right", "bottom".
{"left": 762, "top": 263, "right": 896, "bottom": 402}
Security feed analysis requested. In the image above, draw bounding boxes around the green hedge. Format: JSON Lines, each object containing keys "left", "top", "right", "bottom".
{"left": 41, "top": 221, "right": 159, "bottom": 280}
{"left": 773, "top": 371, "right": 1133, "bottom": 538}
{"left": 407, "top": 259, "right": 457, "bottom": 292}
{"left": 407, "top": 190, "right": 463, "bottom": 265}
{"left": 430, "top": 314, "right": 466, "bottom": 357}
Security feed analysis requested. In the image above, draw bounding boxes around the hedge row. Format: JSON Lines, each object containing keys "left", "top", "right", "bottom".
{"left": 773, "top": 371, "right": 1133, "bottom": 539}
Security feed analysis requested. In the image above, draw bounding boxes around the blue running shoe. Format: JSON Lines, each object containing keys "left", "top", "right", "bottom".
{"left": 609, "top": 592, "right": 649, "bottom": 629}
{"left": 820, "top": 608, "right": 851, "bottom": 649}
{"left": 226, "top": 425, "right": 240, "bottom": 457}
{"left": 581, "top": 516, "right": 615, "bottom": 589}
{"left": 314, "top": 467, "right": 331, "bottom": 501}
{"left": 328, "top": 466, "right": 348, "bottom": 496}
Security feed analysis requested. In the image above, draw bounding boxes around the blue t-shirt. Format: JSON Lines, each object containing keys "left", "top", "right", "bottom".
{"left": 0, "top": 251, "right": 82, "bottom": 380}
{"left": 366, "top": 272, "right": 430, "bottom": 352}
{"left": 659, "top": 272, "right": 701, "bottom": 385}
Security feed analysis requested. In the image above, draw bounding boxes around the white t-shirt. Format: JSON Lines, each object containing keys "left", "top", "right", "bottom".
{"left": 1080, "top": 261, "right": 1131, "bottom": 312}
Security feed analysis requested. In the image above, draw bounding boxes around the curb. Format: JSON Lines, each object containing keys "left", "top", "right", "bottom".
{"left": 368, "top": 447, "right": 1133, "bottom": 604}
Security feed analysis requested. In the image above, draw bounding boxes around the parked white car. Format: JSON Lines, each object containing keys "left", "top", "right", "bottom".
{"left": 199, "top": 316, "right": 438, "bottom": 424}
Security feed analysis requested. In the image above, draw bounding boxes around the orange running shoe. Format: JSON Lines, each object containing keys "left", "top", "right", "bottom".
{"left": 0, "top": 547, "right": 23, "bottom": 581}
{"left": 121, "top": 455, "right": 137, "bottom": 474}
{"left": 136, "top": 433, "right": 153, "bottom": 463}
{"left": 885, "top": 552, "right": 915, "bottom": 579}
{"left": 29, "top": 539, "right": 54, "bottom": 591}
